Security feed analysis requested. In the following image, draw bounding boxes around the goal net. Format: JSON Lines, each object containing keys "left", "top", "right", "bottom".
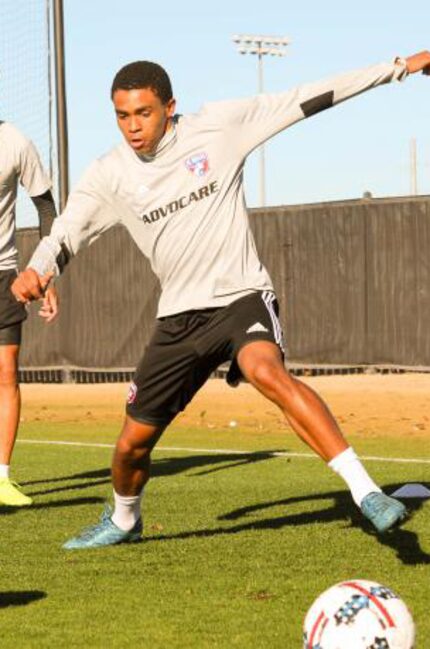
{"left": 0, "top": 0, "right": 55, "bottom": 227}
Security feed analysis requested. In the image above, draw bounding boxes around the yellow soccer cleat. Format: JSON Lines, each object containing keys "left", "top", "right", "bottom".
{"left": 0, "top": 478, "right": 33, "bottom": 506}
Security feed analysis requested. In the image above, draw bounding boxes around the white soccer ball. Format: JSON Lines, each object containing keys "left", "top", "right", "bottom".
{"left": 303, "top": 579, "right": 415, "bottom": 649}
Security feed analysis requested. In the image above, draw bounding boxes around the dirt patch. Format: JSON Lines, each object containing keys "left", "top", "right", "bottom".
{"left": 20, "top": 373, "right": 430, "bottom": 437}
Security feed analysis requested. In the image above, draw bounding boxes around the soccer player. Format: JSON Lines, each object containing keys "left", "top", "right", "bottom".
{"left": 0, "top": 120, "right": 58, "bottom": 506}
{"left": 12, "top": 51, "right": 430, "bottom": 546}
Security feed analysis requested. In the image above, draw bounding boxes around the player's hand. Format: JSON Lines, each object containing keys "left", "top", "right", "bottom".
{"left": 38, "top": 286, "right": 59, "bottom": 323}
{"left": 405, "top": 50, "right": 430, "bottom": 75}
{"left": 11, "top": 268, "right": 54, "bottom": 302}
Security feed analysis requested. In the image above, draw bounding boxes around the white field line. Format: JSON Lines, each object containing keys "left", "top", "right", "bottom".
{"left": 16, "top": 438, "right": 430, "bottom": 465}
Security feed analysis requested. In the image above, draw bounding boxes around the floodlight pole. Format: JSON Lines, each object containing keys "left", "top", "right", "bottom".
{"left": 232, "top": 34, "right": 290, "bottom": 207}
{"left": 53, "top": 0, "right": 69, "bottom": 211}
{"left": 257, "top": 50, "right": 266, "bottom": 207}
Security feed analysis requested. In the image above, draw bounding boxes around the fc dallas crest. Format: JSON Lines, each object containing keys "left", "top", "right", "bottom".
{"left": 185, "top": 152, "right": 209, "bottom": 177}
{"left": 127, "top": 381, "right": 137, "bottom": 404}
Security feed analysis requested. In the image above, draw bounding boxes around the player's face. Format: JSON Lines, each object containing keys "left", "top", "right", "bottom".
{"left": 113, "top": 88, "right": 176, "bottom": 156}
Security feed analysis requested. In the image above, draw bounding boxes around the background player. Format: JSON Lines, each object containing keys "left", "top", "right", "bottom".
{"left": 0, "top": 120, "right": 58, "bottom": 506}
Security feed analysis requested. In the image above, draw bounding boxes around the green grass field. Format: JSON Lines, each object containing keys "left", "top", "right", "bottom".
{"left": 2, "top": 401, "right": 429, "bottom": 648}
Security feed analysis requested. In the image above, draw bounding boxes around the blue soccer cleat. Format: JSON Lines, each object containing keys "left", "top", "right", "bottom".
{"left": 63, "top": 505, "right": 142, "bottom": 550}
{"left": 360, "top": 492, "right": 408, "bottom": 533}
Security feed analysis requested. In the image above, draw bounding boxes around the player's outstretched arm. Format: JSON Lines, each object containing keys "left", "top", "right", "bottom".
{"left": 217, "top": 51, "right": 428, "bottom": 157}
{"left": 405, "top": 50, "right": 430, "bottom": 74}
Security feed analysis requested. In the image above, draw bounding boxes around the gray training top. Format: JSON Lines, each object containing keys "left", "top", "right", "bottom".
{"left": 29, "top": 60, "right": 408, "bottom": 317}
{"left": 0, "top": 122, "right": 51, "bottom": 271}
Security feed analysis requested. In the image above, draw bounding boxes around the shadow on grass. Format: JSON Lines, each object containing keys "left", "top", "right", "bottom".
{"left": 22, "top": 451, "right": 282, "bottom": 495}
{"left": 22, "top": 468, "right": 112, "bottom": 488}
{"left": 0, "top": 496, "right": 104, "bottom": 516}
{"left": 0, "top": 591, "right": 46, "bottom": 608}
{"left": 16, "top": 456, "right": 430, "bottom": 566}
{"left": 154, "top": 451, "right": 280, "bottom": 477}
{"left": 145, "top": 485, "right": 430, "bottom": 566}
{"left": 29, "top": 478, "right": 110, "bottom": 497}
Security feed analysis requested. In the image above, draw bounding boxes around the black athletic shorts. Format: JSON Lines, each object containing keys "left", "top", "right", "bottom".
{"left": 126, "top": 290, "right": 285, "bottom": 427}
{"left": 0, "top": 269, "right": 26, "bottom": 345}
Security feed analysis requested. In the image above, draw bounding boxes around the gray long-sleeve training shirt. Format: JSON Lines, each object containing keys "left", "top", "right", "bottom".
{"left": 0, "top": 122, "right": 52, "bottom": 270}
{"left": 28, "top": 60, "right": 408, "bottom": 317}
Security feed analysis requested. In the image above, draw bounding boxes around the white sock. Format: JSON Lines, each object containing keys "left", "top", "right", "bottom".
{"left": 328, "top": 447, "right": 381, "bottom": 507}
{"left": 111, "top": 489, "right": 143, "bottom": 531}
{"left": 0, "top": 464, "right": 10, "bottom": 479}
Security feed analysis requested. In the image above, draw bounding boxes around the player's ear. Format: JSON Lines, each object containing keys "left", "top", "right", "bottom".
{"left": 166, "top": 98, "right": 176, "bottom": 118}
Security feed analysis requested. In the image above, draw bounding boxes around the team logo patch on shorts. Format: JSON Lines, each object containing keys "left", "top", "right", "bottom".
{"left": 185, "top": 152, "right": 209, "bottom": 177}
{"left": 126, "top": 381, "right": 138, "bottom": 404}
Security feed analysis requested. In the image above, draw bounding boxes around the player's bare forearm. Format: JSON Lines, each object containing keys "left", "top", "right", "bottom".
{"left": 11, "top": 268, "right": 53, "bottom": 303}
{"left": 405, "top": 50, "right": 430, "bottom": 75}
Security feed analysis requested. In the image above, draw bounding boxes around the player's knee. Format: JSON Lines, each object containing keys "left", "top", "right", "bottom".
{"left": 250, "top": 361, "right": 300, "bottom": 405}
{"left": 248, "top": 361, "right": 280, "bottom": 390}
{"left": 116, "top": 435, "right": 151, "bottom": 461}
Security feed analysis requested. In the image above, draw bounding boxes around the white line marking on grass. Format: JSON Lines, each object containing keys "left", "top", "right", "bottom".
{"left": 16, "top": 439, "right": 430, "bottom": 465}
{"left": 19, "top": 439, "right": 114, "bottom": 449}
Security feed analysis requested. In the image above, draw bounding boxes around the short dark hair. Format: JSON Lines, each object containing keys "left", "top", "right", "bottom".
{"left": 111, "top": 61, "right": 173, "bottom": 103}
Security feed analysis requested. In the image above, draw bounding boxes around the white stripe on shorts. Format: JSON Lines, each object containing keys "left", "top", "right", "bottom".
{"left": 261, "top": 291, "right": 285, "bottom": 353}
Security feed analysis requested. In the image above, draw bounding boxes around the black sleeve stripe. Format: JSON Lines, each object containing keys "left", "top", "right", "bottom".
{"left": 31, "top": 190, "right": 58, "bottom": 238}
{"left": 300, "top": 90, "right": 334, "bottom": 118}
{"left": 56, "top": 243, "right": 71, "bottom": 273}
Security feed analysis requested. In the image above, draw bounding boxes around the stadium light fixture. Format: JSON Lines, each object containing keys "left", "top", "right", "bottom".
{"left": 232, "top": 34, "right": 290, "bottom": 207}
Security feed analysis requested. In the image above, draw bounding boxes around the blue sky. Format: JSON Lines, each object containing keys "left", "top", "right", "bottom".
{"left": 61, "top": 0, "right": 430, "bottom": 208}
{"left": 12, "top": 0, "right": 430, "bottom": 224}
